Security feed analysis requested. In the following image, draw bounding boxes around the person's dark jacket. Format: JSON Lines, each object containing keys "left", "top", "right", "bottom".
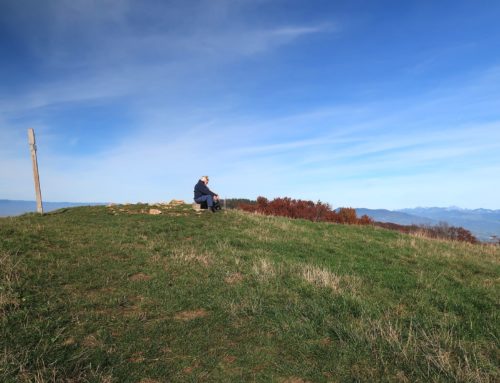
{"left": 194, "top": 180, "right": 217, "bottom": 199}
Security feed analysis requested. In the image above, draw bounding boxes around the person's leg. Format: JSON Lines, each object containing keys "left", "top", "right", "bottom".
{"left": 205, "top": 195, "right": 214, "bottom": 208}
{"left": 195, "top": 195, "right": 214, "bottom": 208}
{"left": 213, "top": 199, "right": 221, "bottom": 210}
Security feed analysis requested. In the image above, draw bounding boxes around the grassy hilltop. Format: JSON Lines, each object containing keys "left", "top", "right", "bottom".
{"left": 1, "top": 204, "right": 499, "bottom": 382}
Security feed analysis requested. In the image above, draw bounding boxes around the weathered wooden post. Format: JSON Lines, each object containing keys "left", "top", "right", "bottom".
{"left": 28, "top": 128, "right": 43, "bottom": 214}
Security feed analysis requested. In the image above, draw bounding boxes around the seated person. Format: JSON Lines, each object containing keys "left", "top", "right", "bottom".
{"left": 193, "top": 176, "right": 220, "bottom": 212}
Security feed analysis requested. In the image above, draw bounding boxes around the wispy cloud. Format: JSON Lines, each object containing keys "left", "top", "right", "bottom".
{"left": 4, "top": 62, "right": 499, "bottom": 206}
{"left": 211, "top": 24, "right": 332, "bottom": 56}
{"left": 1, "top": 0, "right": 332, "bottom": 116}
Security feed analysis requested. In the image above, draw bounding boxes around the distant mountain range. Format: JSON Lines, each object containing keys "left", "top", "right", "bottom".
{"left": 356, "top": 207, "right": 500, "bottom": 242}
{"left": 0, "top": 200, "right": 106, "bottom": 217}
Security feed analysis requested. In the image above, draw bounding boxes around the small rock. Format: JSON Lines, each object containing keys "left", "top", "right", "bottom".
{"left": 149, "top": 209, "right": 162, "bottom": 215}
{"left": 192, "top": 203, "right": 202, "bottom": 211}
{"left": 170, "top": 199, "right": 185, "bottom": 205}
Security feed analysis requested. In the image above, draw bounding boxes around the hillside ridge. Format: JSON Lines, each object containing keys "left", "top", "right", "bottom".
{"left": 1, "top": 204, "right": 499, "bottom": 382}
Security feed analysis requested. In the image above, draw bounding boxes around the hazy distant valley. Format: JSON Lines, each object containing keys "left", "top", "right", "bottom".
{"left": 356, "top": 207, "right": 500, "bottom": 242}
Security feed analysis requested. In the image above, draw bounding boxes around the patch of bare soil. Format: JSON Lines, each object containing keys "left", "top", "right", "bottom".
{"left": 183, "top": 361, "right": 200, "bottom": 374}
{"left": 318, "top": 337, "right": 332, "bottom": 345}
{"left": 174, "top": 309, "right": 208, "bottom": 321}
{"left": 129, "top": 272, "right": 152, "bottom": 281}
{"left": 223, "top": 355, "right": 237, "bottom": 364}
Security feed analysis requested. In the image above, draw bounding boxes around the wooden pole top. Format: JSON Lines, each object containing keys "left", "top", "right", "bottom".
{"left": 28, "top": 128, "right": 36, "bottom": 145}
{"left": 28, "top": 128, "right": 43, "bottom": 214}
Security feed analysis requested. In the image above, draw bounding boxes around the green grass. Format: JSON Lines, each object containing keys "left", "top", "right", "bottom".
{"left": 1, "top": 204, "right": 499, "bottom": 382}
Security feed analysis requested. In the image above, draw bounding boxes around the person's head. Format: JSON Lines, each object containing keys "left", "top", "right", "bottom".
{"left": 200, "top": 175, "right": 209, "bottom": 184}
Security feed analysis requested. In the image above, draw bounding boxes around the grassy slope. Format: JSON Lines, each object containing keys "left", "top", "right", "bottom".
{"left": 1, "top": 204, "right": 498, "bottom": 383}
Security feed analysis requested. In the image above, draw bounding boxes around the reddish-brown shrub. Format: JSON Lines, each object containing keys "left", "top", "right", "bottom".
{"left": 225, "top": 198, "right": 256, "bottom": 209}
{"left": 358, "top": 214, "right": 373, "bottom": 225}
{"left": 336, "top": 208, "right": 357, "bottom": 224}
{"left": 237, "top": 196, "right": 372, "bottom": 225}
{"left": 256, "top": 196, "right": 269, "bottom": 211}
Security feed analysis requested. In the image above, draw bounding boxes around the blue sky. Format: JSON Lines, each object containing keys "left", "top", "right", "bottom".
{"left": 1, "top": 0, "right": 499, "bottom": 209}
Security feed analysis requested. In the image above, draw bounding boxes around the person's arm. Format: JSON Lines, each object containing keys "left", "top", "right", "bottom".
{"left": 199, "top": 182, "right": 217, "bottom": 197}
{"left": 209, "top": 187, "right": 219, "bottom": 199}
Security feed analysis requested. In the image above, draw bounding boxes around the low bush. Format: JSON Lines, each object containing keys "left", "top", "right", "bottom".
{"left": 239, "top": 196, "right": 372, "bottom": 225}
{"left": 224, "top": 198, "right": 257, "bottom": 210}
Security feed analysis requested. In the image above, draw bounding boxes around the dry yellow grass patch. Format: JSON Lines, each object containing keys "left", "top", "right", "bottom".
{"left": 170, "top": 245, "right": 212, "bottom": 266}
{"left": 395, "top": 235, "right": 419, "bottom": 249}
{"left": 252, "top": 258, "right": 279, "bottom": 280}
{"left": 148, "top": 253, "right": 163, "bottom": 265}
{"left": 409, "top": 230, "right": 428, "bottom": 239}
{"left": 420, "top": 333, "right": 490, "bottom": 382}
{"left": 359, "top": 317, "right": 494, "bottom": 382}
{"left": 301, "top": 265, "right": 341, "bottom": 292}
{"left": 174, "top": 309, "right": 208, "bottom": 321}
{"left": 225, "top": 272, "right": 244, "bottom": 285}
{"left": 0, "top": 291, "right": 20, "bottom": 314}
{"left": 366, "top": 319, "right": 403, "bottom": 346}
{"left": 479, "top": 277, "right": 499, "bottom": 288}
{"left": 300, "top": 265, "right": 360, "bottom": 294}
{"left": 82, "top": 334, "right": 102, "bottom": 348}
{"left": 227, "top": 300, "right": 244, "bottom": 317}
{"left": 251, "top": 257, "right": 361, "bottom": 294}
{"left": 61, "top": 337, "right": 76, "bottom": 346}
